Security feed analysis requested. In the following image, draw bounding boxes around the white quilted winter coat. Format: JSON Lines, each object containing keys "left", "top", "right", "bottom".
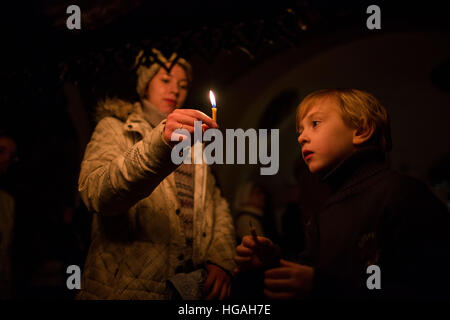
{"left": 77, "top": 99, "right": 236, "bottom": 299}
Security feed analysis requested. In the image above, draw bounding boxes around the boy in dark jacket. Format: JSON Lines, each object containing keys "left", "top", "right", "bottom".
{"left": 235, "top": 89, "right": 450, "bottom": 299}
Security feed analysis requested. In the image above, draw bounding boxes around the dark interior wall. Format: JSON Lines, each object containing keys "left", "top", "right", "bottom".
{"left": 214, "top": 30, "right": 450, "bottom": 217}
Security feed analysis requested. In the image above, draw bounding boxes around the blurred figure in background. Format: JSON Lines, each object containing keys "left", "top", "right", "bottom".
{"left": 0, "top": 133, "right": 17, "bottom": 299}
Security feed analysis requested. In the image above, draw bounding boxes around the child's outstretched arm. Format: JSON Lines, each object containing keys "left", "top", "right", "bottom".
{"left": 264, "top": 259, "right": 315, "bottom": 299}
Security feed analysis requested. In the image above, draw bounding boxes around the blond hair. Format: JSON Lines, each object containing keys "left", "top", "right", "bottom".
{"left": 296, "top": 89, "right": 392, "bottom": 152}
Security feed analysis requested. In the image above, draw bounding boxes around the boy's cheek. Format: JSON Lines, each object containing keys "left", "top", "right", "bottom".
{"left": 308, "top": 158, "right": 328, "bottom": 174}
{"left": 306, "top": 161, "right": 318, "bottom": 173}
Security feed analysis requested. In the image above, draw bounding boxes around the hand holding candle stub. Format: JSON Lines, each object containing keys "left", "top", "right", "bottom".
{"left": 248, "top": 220, "right": 281, "bottom": 269}
{"left": 235, "top": 231, "right": 281, "bottom": 273}
{"left": 249, "top": 220, "right": 260, "bottom": 247}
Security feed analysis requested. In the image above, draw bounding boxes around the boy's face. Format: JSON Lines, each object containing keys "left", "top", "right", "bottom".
{"left": 297, "top": 97, "right": 357, "bottom": 174}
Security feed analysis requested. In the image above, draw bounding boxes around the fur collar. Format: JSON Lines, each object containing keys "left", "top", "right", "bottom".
{"left": 94, "top": 97, "right": 142, "bottom": 123}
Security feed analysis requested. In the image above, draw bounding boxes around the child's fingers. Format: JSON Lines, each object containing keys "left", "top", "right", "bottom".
{"left": 234, "top": 256, "right": 251, "bottom": 265}
{"left": 242, "top": 235, "right": 272, "bottom": 248}
{"left": 256, "top": 236, "right": 272, "bottom": 245}
{"left": 241, "top": 235, "right": 257, "bottom": 248}
{"left": 264, "top": 278, "right": 292, "bottom": 291}
{"left": 236, "top": 244, "right": 254, "bottom": 256}
{"left": 264, "top": 267, "right": 291, "bottom": 279}
{"left": 279, "top": 259, "right": 299, "bottom": 267}
{"left": 263, "top": 289, "right": 292, "bottom": 300}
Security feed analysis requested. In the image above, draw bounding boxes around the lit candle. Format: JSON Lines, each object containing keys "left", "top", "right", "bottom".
{"left": 209, "top": 90, "right": 217, "bottom": 122}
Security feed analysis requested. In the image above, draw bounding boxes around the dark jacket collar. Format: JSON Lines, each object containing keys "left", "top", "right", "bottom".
{"left": 320, "top": 146, "right": 388, "bottom": 195}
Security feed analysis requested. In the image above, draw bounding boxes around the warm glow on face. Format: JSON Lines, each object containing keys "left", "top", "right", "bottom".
{"left": 209, "top": 90, "right": 216, "bottom": 108}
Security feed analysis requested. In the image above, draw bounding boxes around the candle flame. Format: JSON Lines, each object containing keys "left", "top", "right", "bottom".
{"left": 209, "top": 90, "right": 216, "bottom": 108}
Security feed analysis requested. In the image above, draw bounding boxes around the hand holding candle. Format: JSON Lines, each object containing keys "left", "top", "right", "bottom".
{"left": 248, "top": 220, "right": 281, "bottom": 269}
{"left": 249, "top": 220, "right": 260, "bottom": 246}
{"left": 249, "top": 220, "right": 264, "bottom": 263}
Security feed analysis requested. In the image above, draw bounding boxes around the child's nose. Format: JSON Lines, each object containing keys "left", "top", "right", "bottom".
{"left": 298, "top": 132, "right": 308, "bottom": 146}
{"left": 169, "top": 82, "right": 180, "bottom": 96}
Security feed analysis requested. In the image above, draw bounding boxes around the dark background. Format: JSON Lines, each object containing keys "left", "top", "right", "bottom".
{"left": 0, "top": 0, "right": 449, "bottom": 299}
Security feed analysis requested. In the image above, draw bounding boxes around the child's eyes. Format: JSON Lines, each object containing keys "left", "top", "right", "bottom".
{"left": 312, "top": 121, "right": 320, "bottom": 127}
{"left": 161, "top": 78, "right": 187, "bottom": 90}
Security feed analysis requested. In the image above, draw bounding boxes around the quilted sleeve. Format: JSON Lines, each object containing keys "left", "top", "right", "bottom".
{"left": 78, "top": 117, "right": 177, "bottom": 215}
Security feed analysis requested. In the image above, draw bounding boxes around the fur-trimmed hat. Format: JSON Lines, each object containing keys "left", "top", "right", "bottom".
{"left": 135, "top": 48, "right": 193, "bottom": 100}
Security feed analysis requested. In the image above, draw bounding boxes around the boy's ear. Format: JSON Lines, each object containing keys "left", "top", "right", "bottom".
{"left": 352, "top": 124, "right": 375, "bottom": 146}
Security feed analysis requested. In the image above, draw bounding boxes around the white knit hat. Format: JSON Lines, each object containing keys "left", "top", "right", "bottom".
{"left": 135, "top": 48, "right": 192, "bottom": 100}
